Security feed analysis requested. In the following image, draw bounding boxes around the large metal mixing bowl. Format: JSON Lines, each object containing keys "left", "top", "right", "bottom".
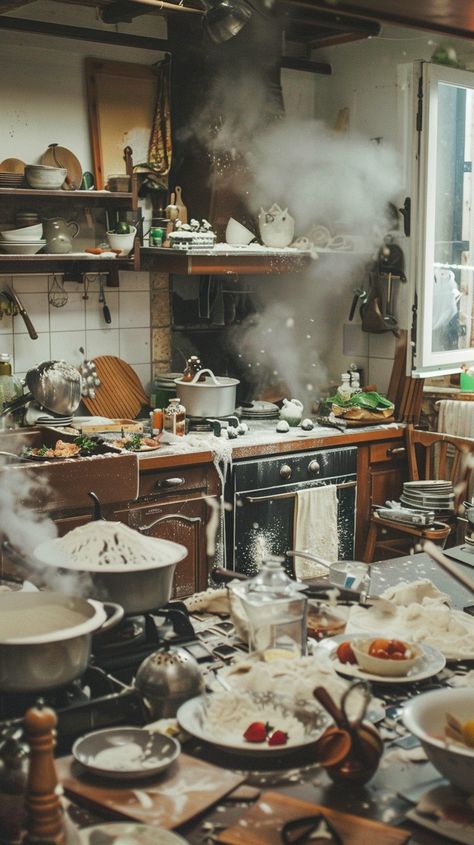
{"left": 26, "top": 360, "right": 82, "bottom": 416}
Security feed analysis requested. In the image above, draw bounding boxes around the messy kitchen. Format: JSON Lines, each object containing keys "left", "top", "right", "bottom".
{"left": 1, "top": 1, "right": 474, "bottom": 843}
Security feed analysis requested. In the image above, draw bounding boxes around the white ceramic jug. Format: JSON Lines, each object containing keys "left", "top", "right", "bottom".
{"left": 258, "top": 204, "right": 295, "bottom": 248}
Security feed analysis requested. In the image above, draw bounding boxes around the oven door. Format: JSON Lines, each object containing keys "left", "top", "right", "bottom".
{"left": 227, "top": 447, "right": 357, "bottom": 576}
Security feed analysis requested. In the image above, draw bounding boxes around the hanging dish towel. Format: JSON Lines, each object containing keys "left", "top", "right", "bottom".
{"left": 293, "top": 485, "right": 338, "bottom": 579}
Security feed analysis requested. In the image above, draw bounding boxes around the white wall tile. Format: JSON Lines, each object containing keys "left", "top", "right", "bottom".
{"left": 133, "top": 362, "right": 152, "bottom": 392}
{"left": 12, "top": 293, "right": 49, "bottom": 334}
{"left": 119, "top": 291, "right": 150, "bottom": 328}
{"left": 368, "top": 358, "right": 393, "bottom": 394}
{"left": 85, "top": 290, "right": 119, "bottom": 330}
{"left": 11, "top": 276, "right": 48, "bottom": 293}
{"left": 49, "top": 292, "right": 85, "bottom": 332}
{"left": 119, "top": 328, "right": 150, "bottom": 363}
{"left": 86, "top": 328, "right": 120, "bottom": 358}
{"left": 50, "top": 331, "right": 85, "bottom": 366}
{"left": 0, "top": 315, "right": 13, "bottom": 335}
{"left": 0, "top": 334, "right": 13, "bottom": 357}
{"left": 14, "top": 332, "right": 50, "bottom": 371}
{"left": 119, "top": 271, "right": 150, "bottom": 291}
{"left": 368, "top": 332, "right": 396, "bottom": 359}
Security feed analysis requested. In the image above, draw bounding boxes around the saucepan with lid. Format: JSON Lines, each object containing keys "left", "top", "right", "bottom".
{"left": 175, "top": 368, "right": 239, "bottom": 418}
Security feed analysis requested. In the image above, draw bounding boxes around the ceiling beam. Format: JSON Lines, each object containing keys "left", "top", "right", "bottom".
{"left": 0, "top": 14, "right": 332, "bottom": 72}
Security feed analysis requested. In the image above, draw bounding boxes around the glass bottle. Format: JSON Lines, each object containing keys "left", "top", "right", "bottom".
{"left": 350, "top": 371, "right": 361, "bottom": 394}
{"left": 164, "top": 397, "right": 186, "bottom": 436}
{"left": 337, "top": 373, "right": 352, "bottom": 402}
{"left": 0, "top": 353, "right": 22, "bottom": 412}
{"left": 182, "top": 356, "right": 204, "bottom": 382}
{"left": 230, "top": 558, "right": 308, "bottom": 658}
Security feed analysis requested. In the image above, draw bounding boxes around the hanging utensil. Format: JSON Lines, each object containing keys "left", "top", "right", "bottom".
{"left": 48, "top": 273, "right": 68, "bottom": 308}
{"left": 4, "top": 285, "right": 38, "bottom": 340}
{"left": 98, "top": 276, "right": 112, "bottom": 324}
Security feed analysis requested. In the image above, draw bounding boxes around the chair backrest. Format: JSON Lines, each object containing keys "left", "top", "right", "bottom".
{"left": 406, "top": 424, "right": 474, "bottom": 508}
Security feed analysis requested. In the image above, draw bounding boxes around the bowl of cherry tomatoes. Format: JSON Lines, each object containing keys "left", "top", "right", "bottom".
{"left": 350, "top": 637, "right": 422, "bottom": 677}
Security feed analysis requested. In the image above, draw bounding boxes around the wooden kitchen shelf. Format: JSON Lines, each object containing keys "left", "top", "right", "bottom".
{"left": 140, "top": 247, "right": 313, "bottom": 275}
{"left": 0, "top": 254, "right": 134, "bottom": 275}
{"left": 0, "top": 184, "right": 137, "bottom": 208}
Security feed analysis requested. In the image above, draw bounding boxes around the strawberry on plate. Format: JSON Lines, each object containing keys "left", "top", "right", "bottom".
{"left": 268, "top": 729, "right": 288, "bottom": 747}
{"left": 243, "top": 721, "right": 272, "bottom": 743}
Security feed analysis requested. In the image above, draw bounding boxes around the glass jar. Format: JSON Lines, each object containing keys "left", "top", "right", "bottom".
{"left": 0, "top": 353, "right": 22, "bottom": 413}
{"left": 164, "top": 397, "right": 186, "bottom": 436}
{"left": 230, "top": 558, "right": 308, "bottom": 658}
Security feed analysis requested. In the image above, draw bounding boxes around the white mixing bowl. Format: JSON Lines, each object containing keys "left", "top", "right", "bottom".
{"left": 403, "top": 687, "right": 474, "bottom": 791}
{"left": 0, "top": 224, "right": 43, "bottom": 242}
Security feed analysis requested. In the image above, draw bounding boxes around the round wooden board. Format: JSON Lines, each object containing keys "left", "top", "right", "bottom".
{"left": 0, "top": 158, "right": 26, "bottom": 173}
{"left": 81, "top": 356, "right": 149, "bottom": 420}
{"left": 40, "top": 146, "right": 83, "bottom": 189}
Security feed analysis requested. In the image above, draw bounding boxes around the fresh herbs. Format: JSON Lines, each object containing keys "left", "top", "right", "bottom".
{"left": 73, "top": 435, "right": 98, "bottom": 454}
{"left": 327, "top": 390, "right": 394, "bottom": 412}
{"left": 123, "top": 433, "right": 143, "bottom": 451}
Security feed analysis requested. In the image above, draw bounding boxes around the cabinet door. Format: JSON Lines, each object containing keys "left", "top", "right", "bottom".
{"left": 124, "top": 499, "right": 209, "bottom": 598}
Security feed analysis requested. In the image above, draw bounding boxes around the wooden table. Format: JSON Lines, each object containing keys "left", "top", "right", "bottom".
{"left": 67, "top": 552, "right": 474, "bottom": 845}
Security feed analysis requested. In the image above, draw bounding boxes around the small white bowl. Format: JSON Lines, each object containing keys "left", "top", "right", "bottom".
{"left": 72, "top": 726, "right": 180, "bottom": 780}
{"left": 225, "top": 217, "right": 256, "bottom": 245}
{"left": 0, "top": 224, "right": 43, "bottom": 242}
{"left": 106, "top": 226, "right": 137, "bottom": 255}
{"left": 403, "top": 688, "right": 474, "bottom": 792}
{"left": 25, "top": 165, "right": 67, "bottom": 190}
{"left": 351, "top": 638, "right": 421, "bottom": 677}
{"left": 0, "top": 240, "right": 46, "bottom": 255}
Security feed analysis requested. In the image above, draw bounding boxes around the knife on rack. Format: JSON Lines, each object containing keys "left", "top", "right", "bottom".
{"left": 4, "top": 285, "right": 38, "bottom": 340}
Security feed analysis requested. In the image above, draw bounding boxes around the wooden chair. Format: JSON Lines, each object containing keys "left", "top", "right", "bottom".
{"left": 363, "top": 424, "right": 474, "bottom": 562}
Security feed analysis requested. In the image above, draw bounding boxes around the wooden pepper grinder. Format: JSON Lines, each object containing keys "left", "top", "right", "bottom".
{"left": 24, "top": 704, "right": 65, "bottom": 845}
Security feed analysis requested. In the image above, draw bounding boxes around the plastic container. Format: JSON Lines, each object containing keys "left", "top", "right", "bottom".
{"left": 460, "top": 370, "right": 474, "bottom": 391}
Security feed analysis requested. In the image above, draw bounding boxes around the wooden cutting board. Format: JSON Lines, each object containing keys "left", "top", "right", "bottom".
{"left": 217, "top": 790, "right": 410, "bottom": 845}
{"left": 56, "top": 754, "right": 244, "bottom": 830}
{"left": 81, "top": 356, "right": 149, "bottom": 420}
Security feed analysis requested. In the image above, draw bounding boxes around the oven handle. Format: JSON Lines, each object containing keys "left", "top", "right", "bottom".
{"left": 242, "top": 480, "right": 357, "bottom": 503}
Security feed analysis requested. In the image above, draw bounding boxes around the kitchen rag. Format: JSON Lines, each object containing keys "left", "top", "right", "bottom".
{"left": 293, "top": 485, "right": 338, "bottom": 579}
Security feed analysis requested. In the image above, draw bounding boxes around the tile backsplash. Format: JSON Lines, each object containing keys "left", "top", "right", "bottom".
{"left": 0, "top": 270, "right": 152, "bottom": 390}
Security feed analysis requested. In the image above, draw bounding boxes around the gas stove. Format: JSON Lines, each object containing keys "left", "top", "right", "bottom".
{"left": 186, "top": 414, "right": 240, "bottom": 435}
{"left": 0, "top": 602, "right": 244, "bottom": 754}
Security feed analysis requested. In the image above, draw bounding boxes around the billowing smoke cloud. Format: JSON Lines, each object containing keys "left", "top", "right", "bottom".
{"left": 0, "top": 461, "right": 57, "bottom": 559}
{"left": 246, "top": 118, "right": 400, "bottom": 239}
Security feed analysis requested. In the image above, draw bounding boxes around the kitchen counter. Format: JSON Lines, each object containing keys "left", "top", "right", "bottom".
{"left": 139, "top": 420, "right": 405, "bottom": 469}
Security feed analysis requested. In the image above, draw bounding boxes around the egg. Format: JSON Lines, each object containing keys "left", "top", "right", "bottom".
{"left": 301, "top": 418, "right": 314, "bottom": 431}
{"left": 276, "top": 420, "right": 290, "bottom": 433}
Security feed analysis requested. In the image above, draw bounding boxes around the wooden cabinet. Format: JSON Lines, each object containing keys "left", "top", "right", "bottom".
{"left": 116, "top": 459, "right": 220, "bottom": 599}
{"left": 355, "top": 435, "right": 408, "bottom": 559}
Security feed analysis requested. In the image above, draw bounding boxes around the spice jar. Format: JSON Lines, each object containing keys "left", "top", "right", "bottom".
{"left": 164, "top": 397, "right": 186, "bottom": 436}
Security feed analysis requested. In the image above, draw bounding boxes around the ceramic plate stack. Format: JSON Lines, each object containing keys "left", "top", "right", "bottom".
{"left": 237, "top": 400, "right": 280, "bottom": 420}
{"left": 400, "top": 480, "right": 455, "bottom": 514}
{"left": 0, "top": 172, "right": 25, "bottom": 188}
{"left": 24, "top": 403, "right": 73, "bottom": 427}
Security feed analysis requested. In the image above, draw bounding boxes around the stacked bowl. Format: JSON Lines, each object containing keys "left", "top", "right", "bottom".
{"left": 0, "top": 223, "right": 45, "bottom": 255}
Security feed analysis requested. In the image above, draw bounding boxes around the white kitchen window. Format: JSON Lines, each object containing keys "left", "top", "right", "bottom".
{"left": 411, "top": 62, "right": 474, "bottom": 375}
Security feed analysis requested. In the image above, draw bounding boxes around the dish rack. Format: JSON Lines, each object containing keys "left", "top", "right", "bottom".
{"left": 169, "top": 232, "right": 216, "bottom": 250}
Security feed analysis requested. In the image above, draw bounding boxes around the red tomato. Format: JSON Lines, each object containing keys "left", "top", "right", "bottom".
{"left": 387, "top": 640, "right": 407, "bottom": 656}
{"left": 368, "top": 639, "right": 390, "bottom": 657}
{"left": 336, "top": 641, "right": 357, "bottom": 664}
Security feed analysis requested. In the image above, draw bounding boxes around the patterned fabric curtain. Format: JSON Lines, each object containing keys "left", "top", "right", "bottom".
{"left": 148, "top": 54, "right": 172, "bottom": 176}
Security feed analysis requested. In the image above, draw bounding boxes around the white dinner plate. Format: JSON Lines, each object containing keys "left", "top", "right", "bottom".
{"left": 80, "top": 823, "right": 188, "bottom": 845}
{"left": 315, "top": 633, "right": 446, "bottom": 685}
{"left": 177, "top": 692, "right": 330, "bottom": 756}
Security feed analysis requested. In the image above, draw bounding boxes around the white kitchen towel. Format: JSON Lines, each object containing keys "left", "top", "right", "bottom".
{"left": 293, "top": 485, "right": 339, "bottom": 579}
{"left": 437, "top": 399, "right": 474, "bottom": 439}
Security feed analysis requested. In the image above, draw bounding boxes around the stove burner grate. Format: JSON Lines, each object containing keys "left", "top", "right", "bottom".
{"left": 187, "top": 414, "right": 240, "bottom": 435}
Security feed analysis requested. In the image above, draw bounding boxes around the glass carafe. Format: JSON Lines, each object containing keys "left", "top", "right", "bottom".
{"left": 231, "top": 558, "right": 308, "bottom": 658}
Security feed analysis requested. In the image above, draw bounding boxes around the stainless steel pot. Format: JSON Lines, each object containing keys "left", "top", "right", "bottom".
{"left": 1, "top": 359, "right": 82, "bottom": 417}
{"left": 134, "top": 647, "right": 204, "bottom": 718}
{"left": 32, "top": 527, "right": 188, "bottom": 615}
{"left": 175, "top": 368, "right": 239, "bottom": 419}
{"left": 0, "top": 592, "right": 122, "bottom": 692}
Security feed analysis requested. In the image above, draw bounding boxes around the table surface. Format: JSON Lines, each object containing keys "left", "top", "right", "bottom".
{"left": 67, "top": 551, "right": 474, "bottom": 845}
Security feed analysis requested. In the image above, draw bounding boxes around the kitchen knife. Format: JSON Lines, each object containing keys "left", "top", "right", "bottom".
{"left": 4, "top": 285, "right": 38, "bottom": 340}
